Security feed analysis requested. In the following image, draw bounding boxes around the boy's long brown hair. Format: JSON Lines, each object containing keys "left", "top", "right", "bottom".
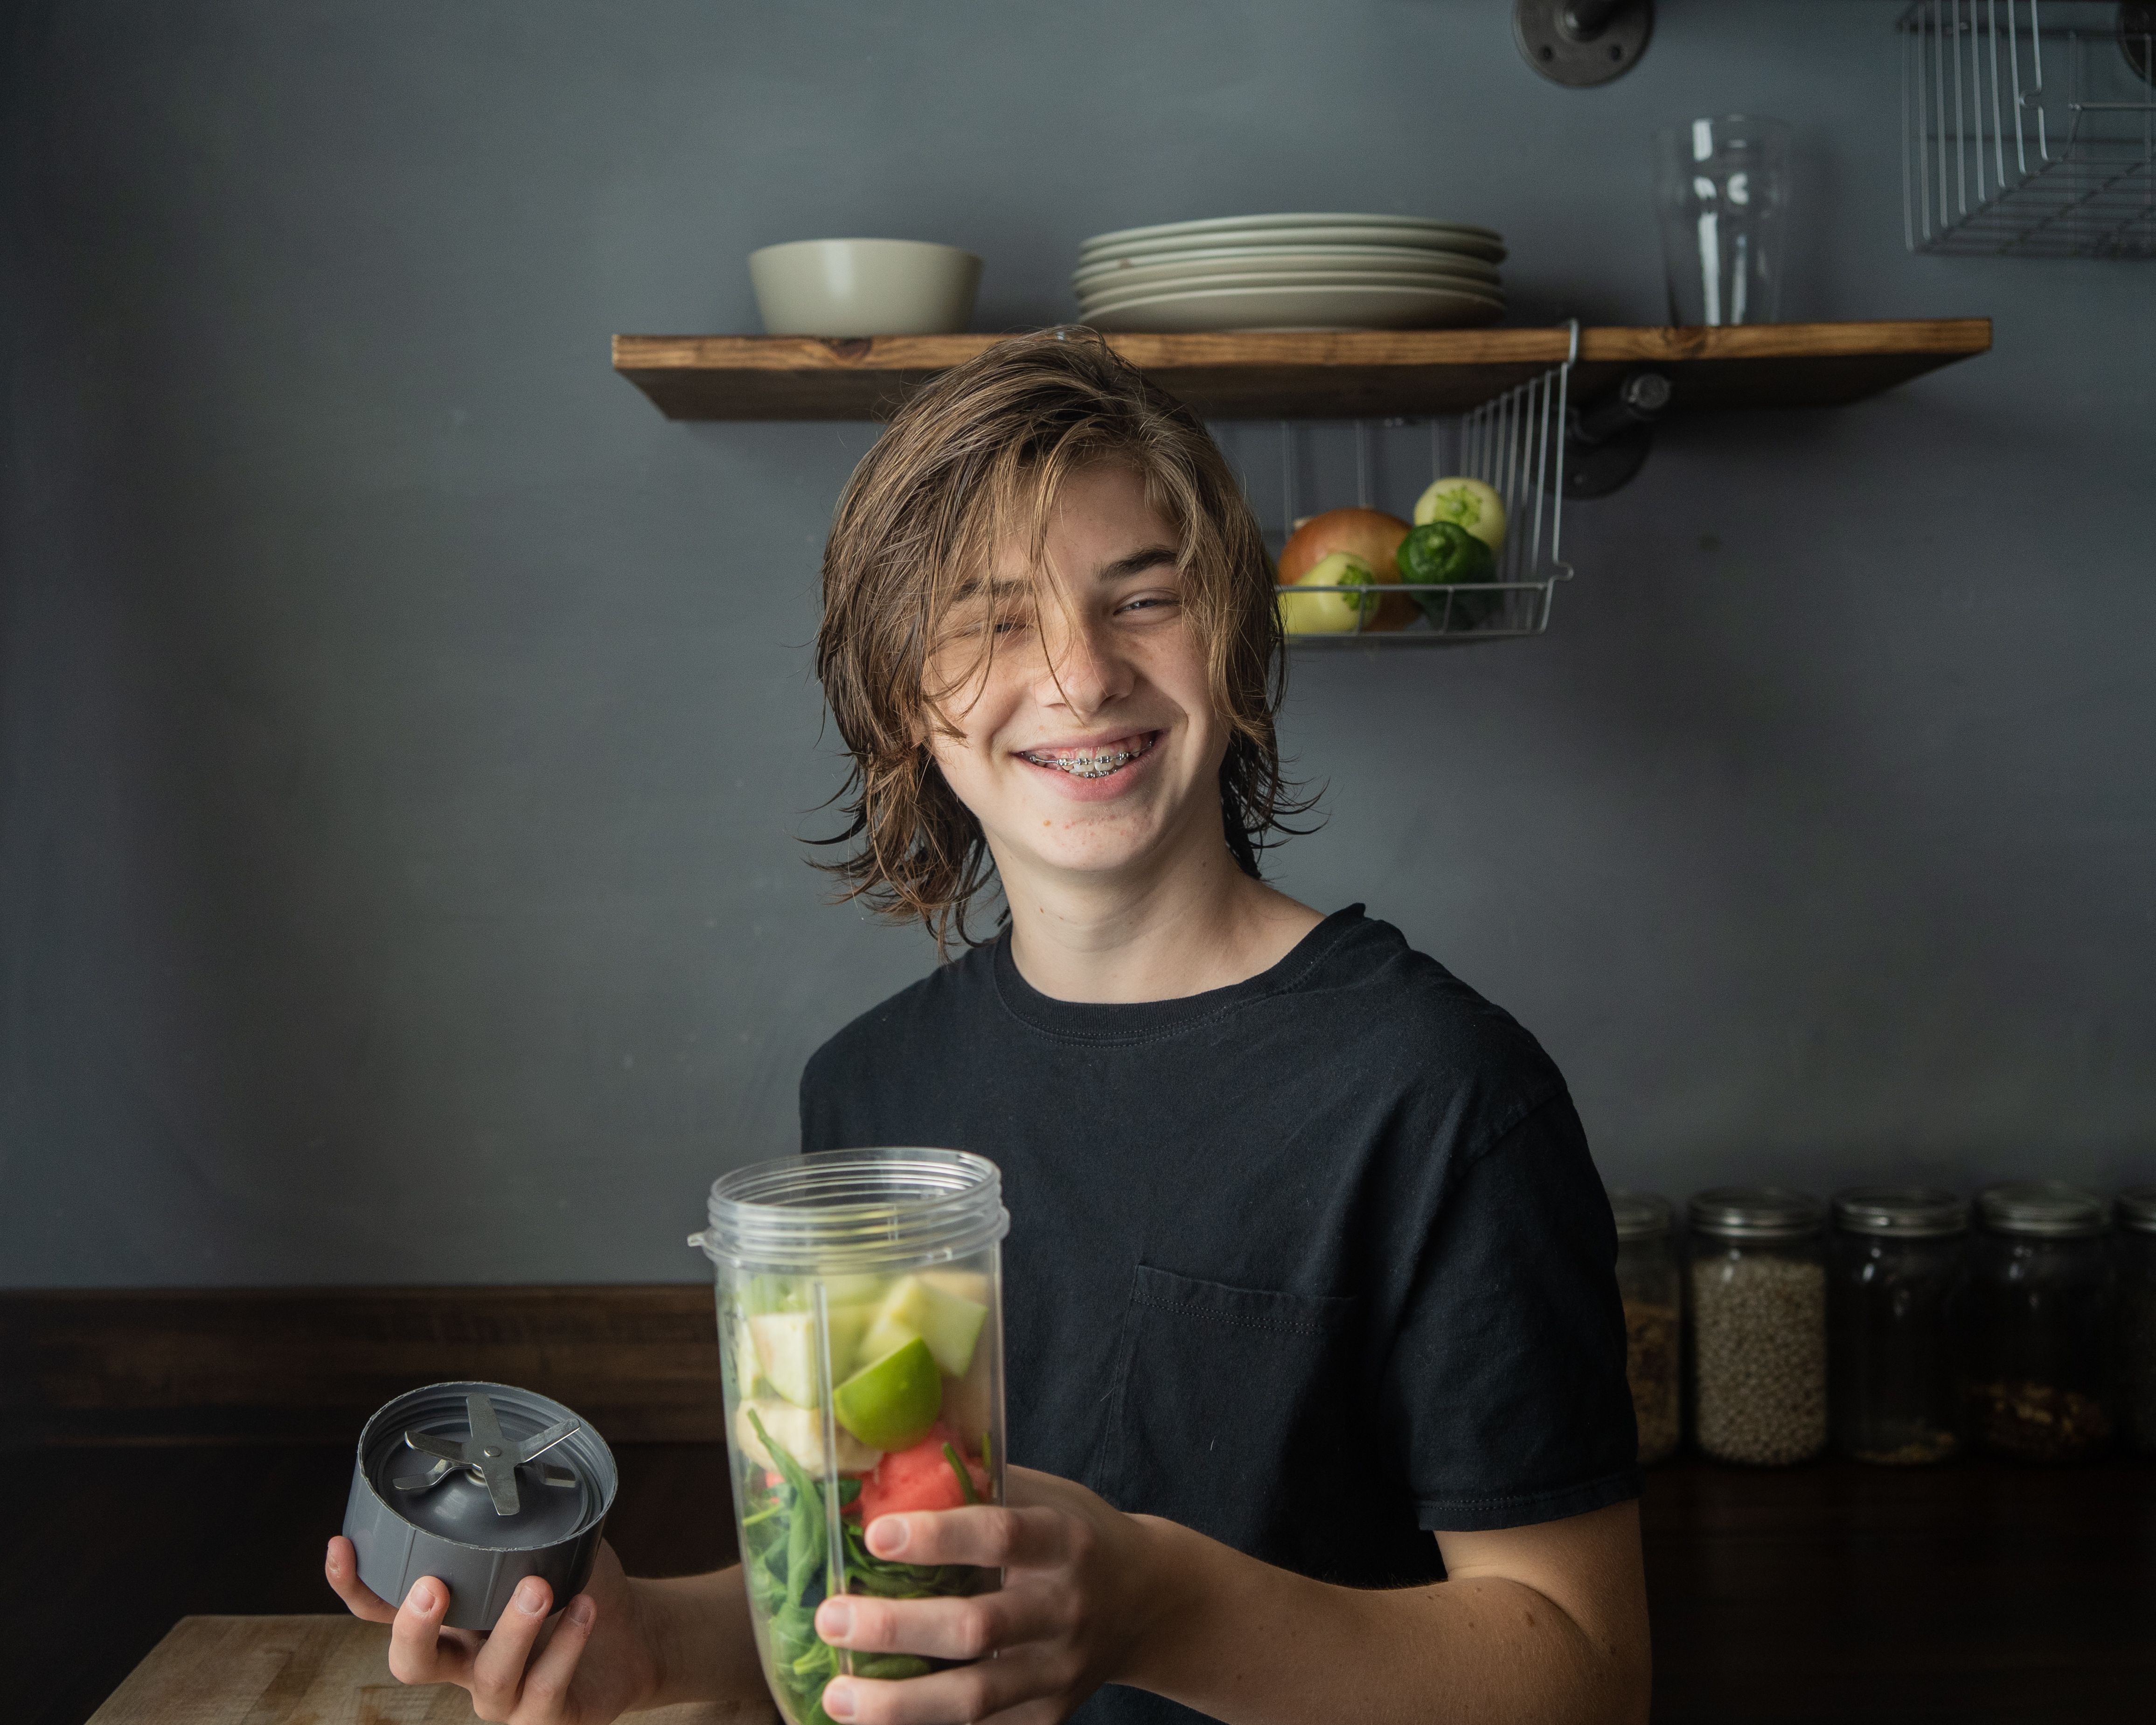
{"left": 813, "top": 328, "right": 1303, "bottom": 954}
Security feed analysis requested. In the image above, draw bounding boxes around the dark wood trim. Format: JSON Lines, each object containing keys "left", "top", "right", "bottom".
{"left": 610, "top": 320, "right": 1994, "bottom": 420}
{"left": 0, "top": 1285, "right": 724, "bottom": 1446}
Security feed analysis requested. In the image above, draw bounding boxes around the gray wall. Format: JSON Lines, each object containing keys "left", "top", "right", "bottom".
{"left": 4, "top": 0, "right": 2150, "bottom": 1287}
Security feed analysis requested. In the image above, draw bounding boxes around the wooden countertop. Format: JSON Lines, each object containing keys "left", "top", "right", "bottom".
{"left": 86, "top": 1615, "right": 775, "bottom": 1725}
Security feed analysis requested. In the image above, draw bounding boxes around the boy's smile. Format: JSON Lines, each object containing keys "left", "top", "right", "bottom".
{"left": 1015, "top": 730, "right": 1160, "bottom": 789}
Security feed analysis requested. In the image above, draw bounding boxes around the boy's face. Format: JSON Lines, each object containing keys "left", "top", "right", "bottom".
{"left": 923, "top": 463, "right": 1231, "bottom": 894}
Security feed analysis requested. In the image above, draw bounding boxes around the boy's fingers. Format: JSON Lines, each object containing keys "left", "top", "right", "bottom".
{"left": 469, "top": 1577, "right": 555, "bottom": 1714}
{"left": 816, "top": 1587, "right": 1053, "bottom": 1662}
{"left": 517, "top": 1593, "right": 598, "bottom": 1716}
{"left": 385, "top": 1578, "right": 477, "bottom": 1687}
{"left": 865, "top": 1504, "right": 1072, "bottom": 1571}
{"left": 324, "top": 1537, "right": 397, "bottom": 1624}
{"left": 828, "top": 1646, "right": 1053, "bottom": 1725}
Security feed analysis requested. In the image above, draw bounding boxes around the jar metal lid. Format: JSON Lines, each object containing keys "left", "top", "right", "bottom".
{"left": 1609, "top": 1191, "right": 1672, "bottom": 1240}
{"left": 2118, "top": 1186, "right": 2156, "bottom": 1234}
{"left": 1976, "top": 1180, "right": 2109, "bottom": 1238}
{"left": 1831, "top": 1186, "right": 1968, "bottom": 1238}
{"left": 1687, "top": 1185, "right": 1824, "bottom": 1239}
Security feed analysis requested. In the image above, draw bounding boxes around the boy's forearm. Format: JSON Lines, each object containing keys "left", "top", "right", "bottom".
{"left": 632, "top": 1565, "right": 772, "bottom": 1710}
{"left": 1120, "top": 1516, "right": 1648, "bottom": 1725}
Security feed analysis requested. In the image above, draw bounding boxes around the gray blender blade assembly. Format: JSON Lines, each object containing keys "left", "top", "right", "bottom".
{"left": 343, "top": 1381, "right": 619, "bottom": 1630}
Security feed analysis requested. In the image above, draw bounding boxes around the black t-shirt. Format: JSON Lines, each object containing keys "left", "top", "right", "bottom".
{"left": 799, "top": 907, "right": 1637, "bottom": 1718}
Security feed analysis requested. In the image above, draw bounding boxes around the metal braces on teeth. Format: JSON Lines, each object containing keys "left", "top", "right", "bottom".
{"left": 1027, "top": 742, "right": 1148, "bottom": 779}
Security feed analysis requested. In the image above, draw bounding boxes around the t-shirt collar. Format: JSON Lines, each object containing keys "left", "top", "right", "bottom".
{"left": 989, "top": 904, "right": 1368, "bottom": 1043}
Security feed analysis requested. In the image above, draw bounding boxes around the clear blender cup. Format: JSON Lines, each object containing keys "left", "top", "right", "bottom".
{"left": 696, "top": 1149, "right": 1009, "bottom": 1725}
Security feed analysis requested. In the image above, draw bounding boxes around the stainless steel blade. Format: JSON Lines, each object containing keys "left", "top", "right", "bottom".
{"left": 512, "top": 1416, "right": 582, "bottom": 1466}
{"left": 403, "top": 1430, "right": 469, "bottom": 1465}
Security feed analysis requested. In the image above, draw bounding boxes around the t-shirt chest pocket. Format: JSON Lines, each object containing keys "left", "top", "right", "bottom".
{"left": 1101, "top": 1264, "right": 1368, "bottom": 1576}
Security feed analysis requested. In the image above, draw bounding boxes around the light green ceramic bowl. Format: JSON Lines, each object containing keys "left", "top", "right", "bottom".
{"left": 748, "top": 239, "right": 981, "bottom": 337}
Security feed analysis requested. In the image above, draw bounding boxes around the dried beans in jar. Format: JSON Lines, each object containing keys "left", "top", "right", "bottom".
{"left": 1686, "top": 1188, "right": 1827, "bottom": 1466}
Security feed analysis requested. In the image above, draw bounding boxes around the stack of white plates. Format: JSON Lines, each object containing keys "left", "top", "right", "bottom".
{"left": 1072, "top": 213, "right": 1506, "bottom": 333}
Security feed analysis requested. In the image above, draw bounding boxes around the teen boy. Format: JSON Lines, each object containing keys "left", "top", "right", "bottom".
{"left": 328, "top": 330, "right": 1650, "bottom": 1725}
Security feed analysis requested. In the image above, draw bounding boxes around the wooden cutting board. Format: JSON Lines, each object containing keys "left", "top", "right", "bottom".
{"left": 88, "top": 1616, "right": 779, "bottom": 1725}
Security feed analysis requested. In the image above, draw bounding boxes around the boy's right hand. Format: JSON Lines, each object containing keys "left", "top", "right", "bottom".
{"left": 326, "top": 1534, "right": 659, "bottom": 1725}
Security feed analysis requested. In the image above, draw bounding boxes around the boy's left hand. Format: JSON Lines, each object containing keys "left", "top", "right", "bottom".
{"left": 811, "top": 1465, "right": 1164, "bottom": 1725}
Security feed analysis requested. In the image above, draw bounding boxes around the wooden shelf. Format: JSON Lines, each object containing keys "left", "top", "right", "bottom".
{"left": 612, "top": 319, "right": 1992, "bottom": 421}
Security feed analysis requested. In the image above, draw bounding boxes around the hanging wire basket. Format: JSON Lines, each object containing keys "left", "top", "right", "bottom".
{"left": 1261, "top": 323, "right": 1578, "bottom": 649}
{"left": 1901, "top": 0, "right": 2156, "bottom": 257}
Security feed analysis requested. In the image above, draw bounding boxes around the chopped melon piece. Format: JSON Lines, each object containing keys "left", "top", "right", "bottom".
{"left": 859, "top": 1274, "right": 989, "bottom": 1379}
{"left": 735, "top": 1398, "right": 880, "bottom": 1475}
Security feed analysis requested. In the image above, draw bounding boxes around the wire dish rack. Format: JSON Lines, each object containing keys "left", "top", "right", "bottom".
{"left": 1232, "top": 324, "right": 1576, "bottom": 649}
{"left": 1901, "top": 0, "right": 2156, "bottom": 257}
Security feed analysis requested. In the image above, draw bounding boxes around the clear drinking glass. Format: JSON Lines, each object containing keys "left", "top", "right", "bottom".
{"left": 697, "top": 1149, "right": 1010, "bottom": 1725}
{"left": 1654, "top": 115, "right": 1791, "bottom": 327}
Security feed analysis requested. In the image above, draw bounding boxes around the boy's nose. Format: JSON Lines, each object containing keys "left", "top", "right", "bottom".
{"left": 1038, "top": 616, "right": 1130, "bottom": 716}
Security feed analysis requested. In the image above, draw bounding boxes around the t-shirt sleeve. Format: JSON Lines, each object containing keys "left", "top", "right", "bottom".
{"left": 1382, "top": 1091, "right": 1640, "bottom": 1531}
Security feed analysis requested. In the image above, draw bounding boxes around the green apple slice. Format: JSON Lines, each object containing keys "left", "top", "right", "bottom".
{"left": 832, "top": 1336, "right": 942, "bottom": 1451}
{"left": 859, "top": 1275, "right": 989, "bottom": 1379}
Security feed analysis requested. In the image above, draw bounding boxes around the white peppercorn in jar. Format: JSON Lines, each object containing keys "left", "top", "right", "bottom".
{"left": 1971, "top": 1182, "right": 2113, "bottom": 1462}
{"left": 1611, "top": 1192, "right": 1681, "bottom": 1465}
{"left": 1686, "top": 1187, "right": 1827, "bottom": 1465}
{"left": 2118, "top": 1187, "right": 2156, "bottom": 1454}
{"left": 1829, "top": 1187, "right": 1968, "bottom": 1464}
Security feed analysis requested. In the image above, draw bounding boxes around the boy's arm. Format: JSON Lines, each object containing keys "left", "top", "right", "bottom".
{"left": 1136, "top": 1504, "right": 1650, "bottom": 1725}
{"left": 814, "top": 1468, "right": 1650, "bottom": 1725}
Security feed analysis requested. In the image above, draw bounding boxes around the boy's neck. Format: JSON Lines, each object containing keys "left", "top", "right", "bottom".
{"left": 996, "top": 826, "right": 1325, "bottom": 1005}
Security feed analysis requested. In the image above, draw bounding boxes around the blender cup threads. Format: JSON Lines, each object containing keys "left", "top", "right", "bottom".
{"left": 342, "top": 1382, "right": 619, "bottom": 1630}
{"left": 695, "top": 1148, "right": 1011, "bottom": 1725}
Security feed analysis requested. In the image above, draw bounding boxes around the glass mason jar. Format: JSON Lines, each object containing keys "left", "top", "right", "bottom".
{"left": 698, "top": 1149, "right": 1009, "bottom": 1725}
{"left": 1970, "top": 1182, "right": 2113, "bottom": 1462}
{"left": 1687, "top": 1188, "right": 1827, "bottom": 1465}
{"left": 2112, "top": 1186, "right": 2156, "bottom": 1454}
{"left": 1828, "top": 1187, "right": 1968, "bottom": 1464}
{"left": 1611, "top": 1192, "right": 1682, "bottom": 1465}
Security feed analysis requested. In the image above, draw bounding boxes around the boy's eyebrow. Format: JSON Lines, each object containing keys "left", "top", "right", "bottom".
{"left": 1097, "top": 544, "right": 1180, "bottom": 581}
{"left": 953, "top": 545, "right": 1178, "bottom": 602}
{"left": 948, "top": 574, "right": 1031, "bottom": 603}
